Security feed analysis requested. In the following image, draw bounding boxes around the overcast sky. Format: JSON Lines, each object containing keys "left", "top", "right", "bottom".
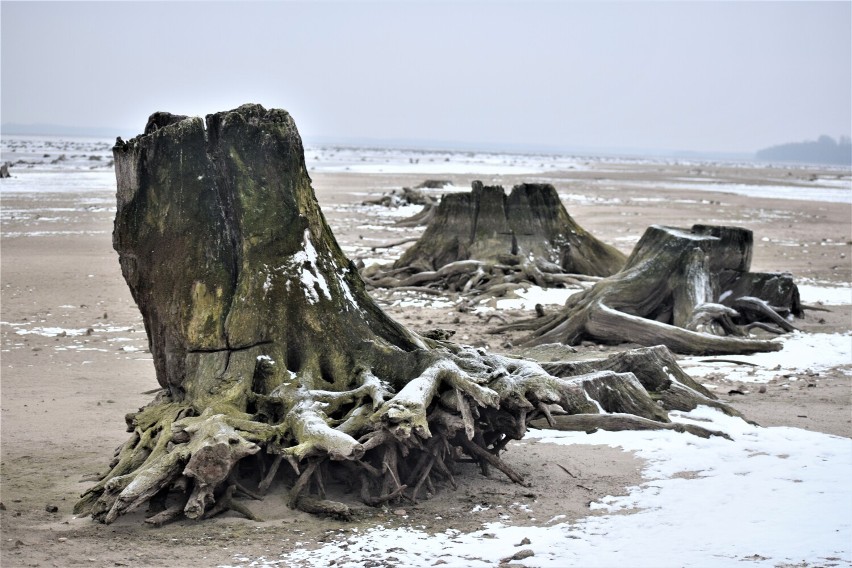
{"left": 2, "top": 1, "right": 850, "bottom": 154}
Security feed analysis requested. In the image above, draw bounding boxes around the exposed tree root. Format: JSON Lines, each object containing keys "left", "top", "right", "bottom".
{"left": 362, "top": 181, "right": 624, "bottom": 295}
{"left": 531, "top": 413, "right": 732, "bottom": 440}
{"left": 496, "top": 225, "right": 802, "bottom": 355}
{"left": 79, "top": 105, "right": 750, "bottom": 527}
{"left": 76, "top": 343, "right": 737, "bottom": 525}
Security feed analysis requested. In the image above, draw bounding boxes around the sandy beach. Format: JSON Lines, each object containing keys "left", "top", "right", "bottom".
{"left": 1, "top": 142, "right": 850, "bottom": 567}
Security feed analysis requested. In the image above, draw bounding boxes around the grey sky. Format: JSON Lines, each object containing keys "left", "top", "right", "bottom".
{"left": 2, "top": 1, "right": 850, "bottom": 154}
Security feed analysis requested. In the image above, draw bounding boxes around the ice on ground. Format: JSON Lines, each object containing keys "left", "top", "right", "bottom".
{"left": 2, "top": 230, "right": 111, "bottom": 238}
{"left": 221, "top": 406, "right": 851, "bottom": 568}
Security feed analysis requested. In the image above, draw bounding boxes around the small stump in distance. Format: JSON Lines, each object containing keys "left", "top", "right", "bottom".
{"left": 362, "top": 181, "right": 626, "bottom": 296}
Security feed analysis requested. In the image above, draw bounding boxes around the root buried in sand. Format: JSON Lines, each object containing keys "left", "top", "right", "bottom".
{"left": 75, "top": 104, "right": 742, "bottom": 526}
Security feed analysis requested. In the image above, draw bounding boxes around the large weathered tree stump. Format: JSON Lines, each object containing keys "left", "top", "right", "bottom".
{"left": 362, "top": 181, "right": 626, "bottom": 295}
{"left": 498, "top": 224, "right": 801, "bottom": 355}
{"left": 76, "top": 105, "right": 738, "bottom": 525}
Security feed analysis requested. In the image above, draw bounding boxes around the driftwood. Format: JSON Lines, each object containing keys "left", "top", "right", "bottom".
{"left": 531, "top": 414, "right": 731, "bottom": 440}
{"left": 362, "top": 181, "right": 625, "bottom": 294}
{"left": 362, "top": 185, "right": 437, "bottom": 208}
{"left": 75, "top": 105, "right": 744, "bottom": 526}
{"left": 497, "top": 224, "right": 801, "bottom": 355}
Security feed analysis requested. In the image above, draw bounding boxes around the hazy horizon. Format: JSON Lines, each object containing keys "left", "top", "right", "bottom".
{"left": 0, "top": 120, "right": 763, "bottom": 159}
{"left": 2, "top": 2, "right": 850, "bottom": 156}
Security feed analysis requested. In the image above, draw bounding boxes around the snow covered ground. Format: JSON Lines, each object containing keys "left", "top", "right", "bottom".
{"left": 221, "top": 406, "right": 851, "bottom": 568}
{"left": 682, "top": 330, "right": 851, "bottom": 384}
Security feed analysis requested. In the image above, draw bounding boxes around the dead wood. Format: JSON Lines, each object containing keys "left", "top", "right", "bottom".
{"left": 503, "top": 224, "right": 802, "bottom": 355}
{"left": 530, "top": 414, "right": 731, "bottom": 440}
{"left": 363, "top": 185, "right": 437, "bottom": 208}
{"left": 76, "top": 105, "right": 747, "bottom": 526}
{"left": 371, "top": 237, "right": 421, "bottom": 250}
{"left": 362, "top": 181, "right": 626, "bottom": 295}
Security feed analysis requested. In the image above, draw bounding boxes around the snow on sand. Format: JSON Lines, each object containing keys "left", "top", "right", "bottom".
{"left": 222, "top": 406, "right": 851, "bottom": 568}
{"left": 219, "top": 303, "right": 851, "bottom": 568}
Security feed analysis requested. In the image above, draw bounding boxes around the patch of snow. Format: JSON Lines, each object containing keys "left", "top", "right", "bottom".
{"left": 295, "top": 230, "right": 331, "bottom": 303}
{"left": 682, "top": 331, "right": 852, "bottom": 383}
{"left": 494, "top": 286, "right": 584, "bottom": 311}
{"left": 796, "top": 281, "right": 852, "bottom": 305}
{"left": 335, "top": 268, "right": 360, "bottom": 312}
{"left": 372, "top": 203, "right": 424, "bottom": 218}
{"left": 14, "top": 326, "right": 89, "bottom": 337}
{"left": 262, "top": 230, "right": 333, "bottom": 304}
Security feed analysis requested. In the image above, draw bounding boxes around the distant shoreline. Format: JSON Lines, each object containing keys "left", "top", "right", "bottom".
{"left": 2, "top": 122, "right": 756, "bottom": 164}
{"left": 4, "top": 127, "right": 851, "bottom": 170}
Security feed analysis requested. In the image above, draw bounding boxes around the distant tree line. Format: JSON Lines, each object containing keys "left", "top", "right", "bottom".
{"left": 755, "top": 135, "right": 852, "bottom": 166}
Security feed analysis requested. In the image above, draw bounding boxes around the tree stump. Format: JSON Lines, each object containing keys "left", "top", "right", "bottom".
{"left": 76, "top": 105, "right": 738, "bottom": 525}
{"left": 498, "top": 224, "right": 801, "bottom": 355}
{"left": 362, "top": 181, "right": 626, "bottom": 294}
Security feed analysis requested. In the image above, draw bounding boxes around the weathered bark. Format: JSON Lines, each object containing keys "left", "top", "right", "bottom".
{"left": 499, "top": 224, "right": 800, "bottom": 355}
{"left": 362, "top": 181, "right": 626, "bottom": 293}
{"left": 77, "top": 105, "right": 740, "bottom": 525}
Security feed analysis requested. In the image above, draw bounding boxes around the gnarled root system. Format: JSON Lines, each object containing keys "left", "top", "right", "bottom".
{"left": 75, "top": 343, "right": 729, "bottom": 525}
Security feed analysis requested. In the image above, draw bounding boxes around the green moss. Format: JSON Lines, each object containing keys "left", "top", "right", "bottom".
{"left": 186, "top": 281, "right": 226, "bottom": 347}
